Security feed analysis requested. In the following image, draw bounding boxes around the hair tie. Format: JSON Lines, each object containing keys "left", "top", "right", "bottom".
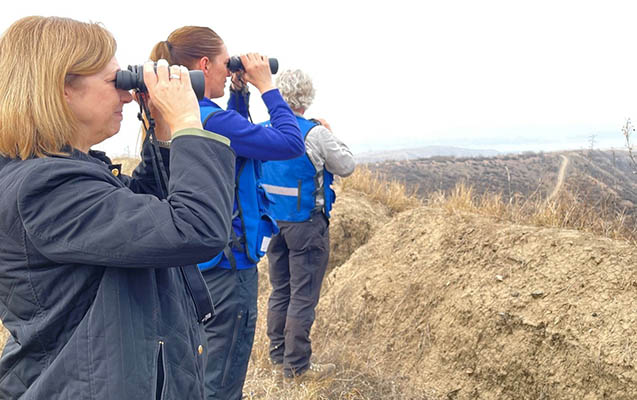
{"left": 165, "top": 41, "right": 173, "bottom": 51}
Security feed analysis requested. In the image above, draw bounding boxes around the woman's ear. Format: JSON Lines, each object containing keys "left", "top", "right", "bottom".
{"left": 63, "top": 80, "right": 75, "bottom": 105}
{"left": 199, "top": 57, "right": 210, "bottom": 73}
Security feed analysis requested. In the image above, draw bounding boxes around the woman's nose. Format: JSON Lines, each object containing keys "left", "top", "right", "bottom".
{"left": 120, "top": 90, "right": 133, "bottom": 104}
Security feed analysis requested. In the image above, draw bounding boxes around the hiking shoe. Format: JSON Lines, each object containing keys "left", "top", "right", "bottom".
{"left": 288, "top": 362, "right": 336, "bottom": 381}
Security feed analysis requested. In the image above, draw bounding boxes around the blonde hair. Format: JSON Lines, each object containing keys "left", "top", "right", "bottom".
{"left": 0, "top": 16, "right": 116, "bottom": 159}
{"left": 276, "top": 69, "right": 315, "bottom": 111}
{"left": 150, "top": 26, "right": 224, "bottom": 68}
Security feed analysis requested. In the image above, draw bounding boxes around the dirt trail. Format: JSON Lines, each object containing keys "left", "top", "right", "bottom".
{"left": 548, "top": 154, "right": 569, "bottom": 200}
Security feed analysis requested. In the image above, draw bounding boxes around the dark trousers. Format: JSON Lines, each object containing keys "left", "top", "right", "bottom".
{"left": 202, "top": 266, "right": 258, "bottom": 400}
{"left": 266, "top": 213, "right": 329, "bottom": 376}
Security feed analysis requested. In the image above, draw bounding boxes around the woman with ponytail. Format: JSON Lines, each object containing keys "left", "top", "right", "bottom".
{"left": 150, "top": 26, "right": 304, "bottom": 400}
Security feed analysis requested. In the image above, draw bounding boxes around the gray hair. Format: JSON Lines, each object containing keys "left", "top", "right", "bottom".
{"left": 276, "top": 69, "right": 315, "bottom": 111}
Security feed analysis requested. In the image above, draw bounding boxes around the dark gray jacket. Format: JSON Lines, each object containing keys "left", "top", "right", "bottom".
{"left": 0, "top": 129, "right": 235, "bottom": 399}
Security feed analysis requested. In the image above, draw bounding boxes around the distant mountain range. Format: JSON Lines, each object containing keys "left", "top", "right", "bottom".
{"left": 354, "top": 145, "right": 501, "bottom": 163}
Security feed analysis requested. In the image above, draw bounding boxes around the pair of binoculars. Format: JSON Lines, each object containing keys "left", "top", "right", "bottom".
{"left": 227, "top": 56, "right": 278, "bottom": 74}
{"left": 115, "top": 57, "right": 278, "bottom": 100}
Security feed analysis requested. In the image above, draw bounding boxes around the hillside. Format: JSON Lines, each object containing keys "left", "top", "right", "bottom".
{"left": 314, "top": 201, "right": 636, "bottom": 399}
{"left": 1, "top": 157, "right": 635, "bottom": 399}
{"left": 365, "top": 149, "right": 637, "bottom": 217}
{"left": 243, "top": 184, "right": 636, "bottom": 399}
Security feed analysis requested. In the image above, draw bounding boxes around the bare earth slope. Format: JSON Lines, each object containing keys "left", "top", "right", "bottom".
{"left": 326, "top": 188, "right": 392, "bottom": 271}
{"left": 317, "top": 205, "right": 637, "bottom": 399}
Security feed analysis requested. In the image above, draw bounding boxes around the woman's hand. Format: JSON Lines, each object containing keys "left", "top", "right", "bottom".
{"left": 143, "top": 59, "right": 202, "bottom": 134}
{"left": 239, "top": 53, "right": 275, "bottom": 94}
{"left": 230, "top": 70, "right": 248, "bottom": 93}
{"left": 315, "top": 118, "right": 332, "bottom": 132}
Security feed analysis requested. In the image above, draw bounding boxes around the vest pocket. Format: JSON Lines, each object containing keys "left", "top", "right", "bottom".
{"left": 256, "top": 214, "right": 278, "bottom": 257}
{"left": 256, "top": 184, "right": 280, "bottom": 258}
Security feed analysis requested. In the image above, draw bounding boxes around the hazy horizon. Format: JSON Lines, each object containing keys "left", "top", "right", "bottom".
{"left": 3, "top": 1, "right": 637, "bottom": 160}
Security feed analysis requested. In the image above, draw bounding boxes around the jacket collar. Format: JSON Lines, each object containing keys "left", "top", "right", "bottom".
{"left": 0, "top": 146, "right": 109, "bottom": 172}
{"left": 198, "top": 97, "right": 222, "bottom": 110}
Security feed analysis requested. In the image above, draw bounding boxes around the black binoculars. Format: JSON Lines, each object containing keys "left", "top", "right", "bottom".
{"left": 115, "top": 64, "right": 205, "bottom": 100}
{"left": 227, "top": 56, "right": 278, "bottom": 74}
{"left": 115, "top": 56, "right": 279, "bottom": 100}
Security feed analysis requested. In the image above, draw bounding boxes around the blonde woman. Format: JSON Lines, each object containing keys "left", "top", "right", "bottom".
{"left": 0, "top": 16, "right": 235, "bottom": 399}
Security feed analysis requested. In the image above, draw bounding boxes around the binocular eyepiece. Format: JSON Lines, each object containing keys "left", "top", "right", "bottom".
{"left": 115, "top": 64, "right": 206, "bottom": 100}
{"left": 227, "top": 56, "right": 278, "bottom": 74}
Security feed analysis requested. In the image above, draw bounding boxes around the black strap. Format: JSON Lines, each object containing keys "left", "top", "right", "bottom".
{"left": 202, "top": 109, "right": 221, "bottom": 128}
{"left": 137, "top": 95, "right": 169, "bottom": 199}
{"left": 180, "top": 265, "right": 215, "bottom": 322}
{"left": 223, "top": 246, "right": 238, "bottom": 272}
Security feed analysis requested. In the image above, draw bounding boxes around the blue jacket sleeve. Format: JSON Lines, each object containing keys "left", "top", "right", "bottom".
{"left": 17, "top": 129, "right": 236, "bottom": 268}
{"left": 206, "top": 89, "right": 304, "bottom": 161}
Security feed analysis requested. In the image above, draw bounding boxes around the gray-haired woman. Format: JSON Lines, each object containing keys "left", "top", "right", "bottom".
{"left": 261, "top": 69, "right": 356, "bottom": 380}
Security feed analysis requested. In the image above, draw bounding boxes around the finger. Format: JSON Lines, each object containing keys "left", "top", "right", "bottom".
{"left": 169, "top": 65, "right": 181, "bottom": 82}
{"left": 155, "top": 59, "right": 170, "bottom": 83}
{"left": 143, "top": 60, "right": 158, "bottom": 90}
{"left": 179, "top": 65, "right": 192, "bottom": 90}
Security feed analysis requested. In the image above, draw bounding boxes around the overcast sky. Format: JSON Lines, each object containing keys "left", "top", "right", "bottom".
{"left": 3, "top": 0, "right": 637, "bottom": 156}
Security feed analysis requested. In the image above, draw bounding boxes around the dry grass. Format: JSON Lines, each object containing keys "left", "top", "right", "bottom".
{"left": 338, "top": 167, "right": 422, "bottom": 215}
{"left": 339, "top": 166, "right": 636, "bottom": 243}
{"left": 427, "top": 182, "right": 637, "bottom": 243}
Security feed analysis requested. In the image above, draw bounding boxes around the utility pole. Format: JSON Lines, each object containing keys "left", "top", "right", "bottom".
{"left": 588, "top": 134, "right": 596, "bottom": 159}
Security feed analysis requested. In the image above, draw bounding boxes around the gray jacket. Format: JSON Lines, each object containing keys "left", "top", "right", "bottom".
{"left": 0, "top": 129, "right": 235, "bottom": 399}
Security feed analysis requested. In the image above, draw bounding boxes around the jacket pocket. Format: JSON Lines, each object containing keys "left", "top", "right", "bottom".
{"left": 155, "top": 341, "right": 167, "bottom": 400}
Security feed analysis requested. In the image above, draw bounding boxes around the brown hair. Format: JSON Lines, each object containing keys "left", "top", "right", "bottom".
{"left": 0, "top": 16, "right": 116, "bottom": 159}
{"left": 150, "top": 26, "right": 224, "bottom": 69}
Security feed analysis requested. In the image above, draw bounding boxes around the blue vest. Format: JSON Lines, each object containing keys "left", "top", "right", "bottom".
{"left": 260, "top": 116, "right": 336, "bottom": 222}
{"left": 198, "top": 105, "right": 279, "bottom": 271}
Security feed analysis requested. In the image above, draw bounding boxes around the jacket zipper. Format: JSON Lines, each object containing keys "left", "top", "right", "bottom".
{"left": 156, "top": 340, "right": 167, "bottom": 400}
